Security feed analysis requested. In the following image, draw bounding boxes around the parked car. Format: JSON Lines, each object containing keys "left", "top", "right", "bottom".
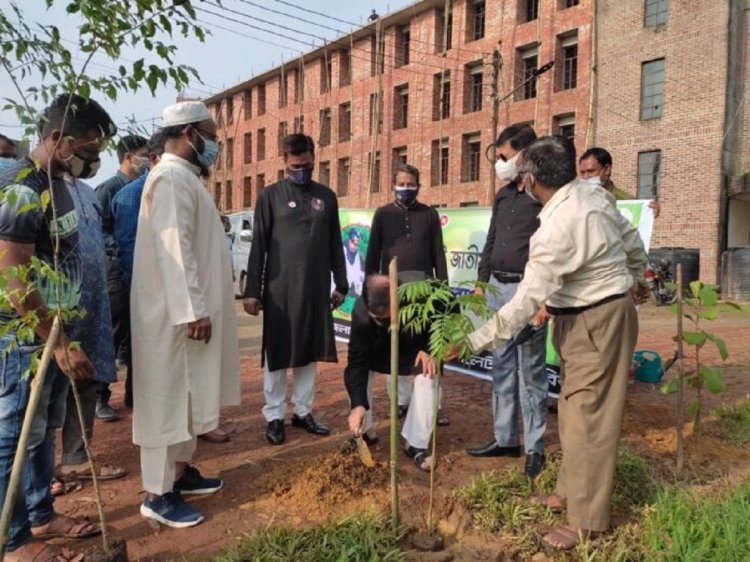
{"left": 227, "top": 210, "right": 253, "bottom": 297}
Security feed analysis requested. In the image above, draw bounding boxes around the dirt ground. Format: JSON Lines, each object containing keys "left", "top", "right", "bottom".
{"left": 52, "top": 304, "right": 750, "bottom": 561}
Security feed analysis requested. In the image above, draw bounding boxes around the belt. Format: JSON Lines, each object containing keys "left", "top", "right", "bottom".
{"left": 492, "top": 271, "right": 523, "bottom": 284}
{"left": 547, "top": 293, "right": 627, "bottom": 316}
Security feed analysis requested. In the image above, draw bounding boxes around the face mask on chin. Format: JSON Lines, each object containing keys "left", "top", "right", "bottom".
{"left": 522, "top": 174, "right": 540, "bottom": 202}
{"left": 394, "top": 186, "right": 419, "bottom": 206}
{"left": 494, "top": 152, "right": 520, "bottom": 183}
{"left": 0, "top": 157, "right": 16, "bottom": 171}
{"left": 288, "top": 167, "right": 314, "bottom": 186}
{"left": 584, "top": 176, "right": 602, "bottom": 188}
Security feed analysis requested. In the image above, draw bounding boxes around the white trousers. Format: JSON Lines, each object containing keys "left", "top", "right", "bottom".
{"left": 141, "top": 436, "right": 197, "bottom": 495}
{"left": 262, "top": 362, "right": 316, "bottom": 422}
{"left": 385, "top": 374, "right": 414, "bottom": 406}
{"left": 401, "top": 374, "right": 439, "bottom": 450}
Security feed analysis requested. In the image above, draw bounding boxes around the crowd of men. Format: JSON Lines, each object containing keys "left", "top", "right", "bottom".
{"left": 0, "top": 92, "right": 656, "bottom": 559}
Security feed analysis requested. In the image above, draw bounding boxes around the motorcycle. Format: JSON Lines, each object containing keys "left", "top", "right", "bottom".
{"left": 645, "top": 258, "right": 677, "bottom": 306}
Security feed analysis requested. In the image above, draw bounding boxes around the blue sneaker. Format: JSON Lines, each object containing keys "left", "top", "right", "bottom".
{"left": 140, "top": 491, "right": 204, "bottom": 528}
{"left": 174, "top": 465, "right": 223, "bottom": 496}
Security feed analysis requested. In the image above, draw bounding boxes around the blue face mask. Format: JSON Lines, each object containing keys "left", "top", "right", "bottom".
{"left": 192, "top": 132, "right": 219, "bottom": 169}
{"left": 394, "top": 186, "right": 419, "bottom": 206}
{"left": 0, "top": 157, "right": 16, "bottom": 171}
{"left": 288, "top": 167, "right": 314, "bottom": 186}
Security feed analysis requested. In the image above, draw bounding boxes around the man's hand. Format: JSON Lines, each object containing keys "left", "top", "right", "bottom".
{"left": 188, "top": 317, "right": 212, "bottom": 343}
{"left": 473, "top": 286, "right": 485, "bottom": 297}
{"left": 444, "top": 345, "right": 461, "bottom": 362}
{"left": 243, "top": 298, "right": 262, "bottom": 316}
{"left": 649, "top": 200, "right": 661, "bottom": 219}
{"left": 331, "top": 290, "right": 345, "bottom": 309}
{"left": 414, "top": 350, "right": 437, "bottom": 377}
{"left": 54, "top": 342, "right": 95, "bottom": 381}
{"left": 531, "top": 304, "right": 550, "bottom": 327}
{"left": 631, "top": 281, "right": 651, "bottom": 305}
{"left": 348, "top": 406, "right": 367, "bottom": 437}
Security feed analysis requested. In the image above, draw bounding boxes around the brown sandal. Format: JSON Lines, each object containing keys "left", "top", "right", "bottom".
{"left": 57, "top": 463, "right": 126, "bottom": 481}
{"left": 31, "top": 514, "right": 101, "bottom": 540}
{"left": 5, "top": 542, "right": 84, "bottom": 562}
{"left": 530, "top": 494, "right": 567, "bottom": 513}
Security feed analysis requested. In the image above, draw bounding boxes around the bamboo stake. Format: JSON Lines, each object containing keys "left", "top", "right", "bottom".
{"left": 426, "top": 364, "right": 441, "bottom": 534}
{"left": 388, "top": 257, "right": 399, "bottom": 532}
{"left": 0, "top": 317, "right": 61, "bottom": 559}
{"left": 675, "top": 264, "right": 685, "bottom": 472}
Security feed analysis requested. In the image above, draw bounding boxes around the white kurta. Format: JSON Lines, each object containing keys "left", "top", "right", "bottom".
{"left": 131, "top": 153, "right": 240, "bottom": 449}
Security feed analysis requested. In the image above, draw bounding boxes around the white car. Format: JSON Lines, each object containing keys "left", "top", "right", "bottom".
{"left": 227, "top": 210, "right": 254, "bottom": 297}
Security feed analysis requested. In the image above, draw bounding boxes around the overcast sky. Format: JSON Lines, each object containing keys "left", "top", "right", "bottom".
{"left": 0, "top": 0, "right": 412, "bottom": 180}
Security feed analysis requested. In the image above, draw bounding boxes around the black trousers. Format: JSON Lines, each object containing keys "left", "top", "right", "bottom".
{"left": 102, "top": 283, "right": 132, "bottom": 405}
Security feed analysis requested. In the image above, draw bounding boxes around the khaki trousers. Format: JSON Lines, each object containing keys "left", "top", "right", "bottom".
{"left": 552, "top": 296, "right": 638, "bottom": 532}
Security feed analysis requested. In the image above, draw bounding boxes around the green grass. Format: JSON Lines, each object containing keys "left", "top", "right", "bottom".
{"left": 211, "top": 512, "right": 405, "bottom": 562}
{"left": 713, "top": 400, "right": 750, "bottom": 446}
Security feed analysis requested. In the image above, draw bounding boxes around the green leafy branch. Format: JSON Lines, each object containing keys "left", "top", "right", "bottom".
{"left": 398, "top": 279, "right": 497, "bottom": 364}
{"left": 661, "top": 281, "right": 741, "bottom": 435}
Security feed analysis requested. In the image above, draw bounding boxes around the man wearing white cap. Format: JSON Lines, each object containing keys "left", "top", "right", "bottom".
{"left": 131, "top": 101, "right": 240, "bottom": 528}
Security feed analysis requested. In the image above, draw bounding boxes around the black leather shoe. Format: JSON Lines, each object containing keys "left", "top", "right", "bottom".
{"left": 465, "top": 442, "right": 522, "bottom": 458}
{"left": 291, "top": 413, "right": 330, "bottom": 436}
{"left": 524, "top": 452, "right": 546, "bottom": 478}
{"left": 266, "top": 419, "right": 285, "bottom": 445}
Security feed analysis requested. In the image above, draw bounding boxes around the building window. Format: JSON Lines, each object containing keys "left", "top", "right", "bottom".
{"left": 436, "top": 4, "right": 453, "bottom": 53}
{"left": 243, "top": 177, "right": 252, "bottom": 208}
{"left": 641, "top": 58, "right": 665, "bottom": 120}
{"left": 465, "top": 61, "right": 483, "bottom": 113}
{"left": 430, "top": 138, "right": 449, "bottom": 186}
{"left": 224, "top": 180, "right": 232, "bottom": 210}
{"left": 645, "top": 0, "right": 668, "bottom": 27}
{"left": 257, "top": 128, "right": 265, "bottom": 161}
{"left": 369, "top": 93, "right": 383, "bottom": 134}
{"left": 521, "top": 0, "right": 540, "bottom": 23}
{"left": 277, "top": 122, "right": 287, "bottom": 156}
{"left": 226, "top": 97, "right": 234, "bottom": 125}
{"left": 319, "top": 108, "right": 332, "bottom": 147}
{"left": 256, "top": 173, "right": 265, "bottom": 190}
{"left": 470, "top": 1, "right": 486, "bottom": 41}
{"left": 393, "top": 146, "right": 408, "bottom": 173}
{"left": 319, "top": 160, "right": 331, "bottom": 186}
{"left": 294, "top": 68, "right": 304, "bottom": 103}
{"left": 279, "top": 71, "right": 288, "bottom": 108}
{"left": 517, "top": 45, "right": 538, "bottom": 100}
{"left": 370, "top": 35, "right": 384, "bottom": 76}
{"left": 560, "top": 0, "right": 579, "bottom": 8}
{"left": 460, "top": 201, "right": 479, "bottom": 207}
{"left": 213, "top": 182, "right": 221, "bottom": 208}
{"left": 554, "top": 113, "right": 576, "bottom": 141}
{"left": 225, "top": 138, "right": 233, "bottom": 169}
{"left": 337, "top": 157, "right": 351, "bottom": 196}
{"left": 394, "top": 84, "right": 409, "bottom": 130}
{"left": 368, "top": 151, "right": 381, "bottom": 193}
{"left": 338, "top": 102, "right": 352, "bottom": 142}
{"left": 293, "top": 115, "right": 304, "bottom": 134}
{"left": 321, "top": 57, "right": 332, "bottom": 94}
{"left": 243, "top": 133, "right": 252, "bottom": 164}
{"left": 397, "top": 25, "right": 410, "bottom": 67}
{"left": 462, "top": 133, "right": 482, "bottom": 182}
{"left": 557, "top": 32, "right": 578, "bottom": 91}
{"left": 216, "top": 141, "right": 223, "bottom": 170}
{"left": 339, "top": 48, "right": 351, "bottom": 87}
{"left": 637, "top": 150, "right": 661, "bottom": 198}
{"left": 215, "top": 103, "right": 224, "bottom": 129}
{"left": 243, "top": 90, "right": 251, "bottom": 120}
{"left": 257, "top": 84, "right": 266, "bottom": 116}
{"left": 433, "top": 72, "right": 451, "bottom": 120}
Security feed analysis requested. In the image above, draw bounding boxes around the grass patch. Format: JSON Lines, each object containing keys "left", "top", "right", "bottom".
{"left": 713, "top": 400, "right": 750, "bottom": 446}
{"left": 212, "top": 512, "right": 405, "bottom": 562}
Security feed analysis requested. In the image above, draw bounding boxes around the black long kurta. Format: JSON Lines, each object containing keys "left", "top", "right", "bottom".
{"left": 364, "top": 201, "right": 448, "bottom": 281}
{"left": 245, "top": 179, "right": 348, "bottom": 371}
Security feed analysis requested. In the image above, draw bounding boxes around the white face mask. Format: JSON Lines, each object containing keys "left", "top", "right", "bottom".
{"left": 584, "top": 176, "right": 602, "bottom": 188}
{"left": 494, "top": 153, "right": 520, "bottom": 183}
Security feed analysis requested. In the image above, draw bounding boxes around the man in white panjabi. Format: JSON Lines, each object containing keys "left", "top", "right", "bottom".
{"left": 131, "top": 101, "right": 240, "bottom": 528}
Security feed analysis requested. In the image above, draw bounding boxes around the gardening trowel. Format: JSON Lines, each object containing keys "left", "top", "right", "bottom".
{"left": 354, "top": 435, "right": 375, "bottom": 467}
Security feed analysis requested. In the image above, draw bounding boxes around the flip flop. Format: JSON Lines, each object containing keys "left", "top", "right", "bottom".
{"left": 50, "top": 477, "right": 82, "bottom": 497}
{"left": 31, "top": 514, "right": 101, "bottom": 540}
{"left": 199, "top": 428, "right": 230, "bottom": 443}
{"left": 404, "top": 446, "right": 435, "bottom": 472}
{"left": 5, "top": 542, "right": 84, "bottom": 562}
{"left": 530, "top": 494, "right": 567, "bottom": 513}
{"left": 57, "top": 463, "right": 126, "bottom": 481}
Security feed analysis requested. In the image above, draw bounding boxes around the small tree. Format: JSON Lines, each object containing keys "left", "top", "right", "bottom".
{"left": 661, "top": 281, "right": 739, "bottom": 437}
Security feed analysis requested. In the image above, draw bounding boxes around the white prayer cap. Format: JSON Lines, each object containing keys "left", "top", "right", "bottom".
{"left": 162, "top": 101, "right": 211, "bottom": 127}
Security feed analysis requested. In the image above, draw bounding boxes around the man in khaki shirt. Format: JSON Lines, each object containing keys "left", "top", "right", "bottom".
{"left": 467, "top": 136, "right": 647, "bottom": 551}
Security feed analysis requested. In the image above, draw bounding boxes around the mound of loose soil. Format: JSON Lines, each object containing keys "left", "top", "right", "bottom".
{"left": 261, "top": 449, "right": 391, "bottom": 518}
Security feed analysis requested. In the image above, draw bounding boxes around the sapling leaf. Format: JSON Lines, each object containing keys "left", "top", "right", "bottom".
{"left": 699, "top": 286, "right": 718, "bottom": 307}
{"left": 686, "top": 399, "right": 700, "bottom": 417}
{"left": 689, "top": 281, "right": 702, "bottom": 299}
{"left": 705, "top": 334, "right": 729, "bottom": 361}
{"left": 698, "top": 307, "right": 718, "bottom": 321}
{"left": 660, "top": 378, "right": 679, "bottom": 395}
{"left": 699, "top": 365, "right": 724, "bottom": 394}
{"left": 682, "top": 331, "right": 706, "bottom": 347}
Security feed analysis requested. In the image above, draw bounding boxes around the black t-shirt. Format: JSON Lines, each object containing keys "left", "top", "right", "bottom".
{"left": 0, "top": 160, "right": 82, "bottom": 321}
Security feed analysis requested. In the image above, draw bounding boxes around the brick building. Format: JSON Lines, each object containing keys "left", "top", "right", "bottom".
{"left": 205, "top": 0, "right": 593, "bottom": 211}
{"left": 593, "top": 0, "right": 749, "bottom": 281}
